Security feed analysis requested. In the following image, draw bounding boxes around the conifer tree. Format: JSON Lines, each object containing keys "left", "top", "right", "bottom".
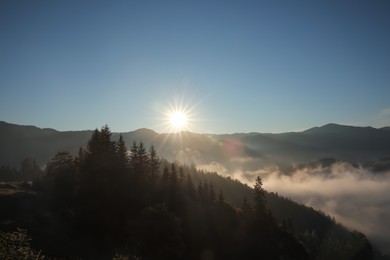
{"left": 86, "top": 129, "right": 100, "bottom": 155}
{"left": 129, "top": 141, "right": 138, "bottom": 169}
{"left": 129, "top": 141, "right": 149, "bottom": 177}
{"left": 100, "top": 125, "right": 115, "bottom": 153}
{"left": 253, "top": 176, "right": 267, "bottom": 220}
{"left": 148, "top": 145, "right": 160, "bottom": 180}
{"left": 138, "top": 142, "right": 149, "bottom": 168}
{"left": 84, "top": 126, "right": 116, "bottom": 172}
{"left": 116, "top": 134, "right": 128, "bottom": 169}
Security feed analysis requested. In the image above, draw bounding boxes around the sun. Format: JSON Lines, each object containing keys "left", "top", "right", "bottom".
{"left": 157, "top": 95, "right": 202, "bottom": 133}
{"left": 169, "top": 111, "right": 188, "bottom": 131}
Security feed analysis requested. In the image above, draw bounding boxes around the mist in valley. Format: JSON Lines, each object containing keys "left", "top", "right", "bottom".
{"left": 199, "top": 159, "right": 390, "bottom": 254}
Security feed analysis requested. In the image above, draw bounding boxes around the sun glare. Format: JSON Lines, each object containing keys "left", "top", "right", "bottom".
{"left": 158, "top": 95, "right": 202, "bottom": 133}
{"left": 169, "top": 111, "right": 187, "bottom": 130}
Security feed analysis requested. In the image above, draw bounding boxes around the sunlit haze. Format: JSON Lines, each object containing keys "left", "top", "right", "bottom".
{"left": 169, "top": 111, "right": 188, "bottom": 132}
{"left": 1, "top": 1, "right": 390, "bottom": 257}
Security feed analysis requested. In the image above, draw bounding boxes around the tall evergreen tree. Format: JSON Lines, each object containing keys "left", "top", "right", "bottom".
{"left": 116, "top": 134, "right": 128, "bottom": 169}
{"left": 84, "top": 126, "right": 116, "bottom": 171}
{"left": 129, "top": 141, "right": 149, "bottom": 178}
{"left": 254, "top": 176, "right": 267, "bottom": 217}
{"left": 138, "top": 142, "right": 149, "bottom": 165}
{"left": 86, "top": 129, "right": 100, "bottom": 155}
{"left": 148, "top": 145, "right": 160, "bottom": 180}
{"left": 129, "top": 141, "right": 138, "bottom": 169}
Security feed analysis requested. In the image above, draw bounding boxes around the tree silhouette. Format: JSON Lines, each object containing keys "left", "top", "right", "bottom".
{"left": 148, "top": 145, "right": 160, "bottom": 180}
{"left": 20, "top": 157, "right": 42, "bottom": 180}
{"left": 254, "top": 176, "right": 267, "bottom": 218}
{"left": 116, "top": 134, "right": 128, "bottom": 170}
{"left": 0, "top": 125, "right": 371, "bottom": 259}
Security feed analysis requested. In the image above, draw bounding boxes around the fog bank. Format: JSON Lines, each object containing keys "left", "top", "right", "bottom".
{"left": 199, "top": 161, "right": 390, "bottom": 253}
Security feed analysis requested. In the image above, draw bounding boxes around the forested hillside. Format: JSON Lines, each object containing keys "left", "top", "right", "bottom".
{"left": 0, "top": 125, "right": 380, "bottom": 259}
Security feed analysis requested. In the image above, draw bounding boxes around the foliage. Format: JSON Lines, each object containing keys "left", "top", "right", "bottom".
{"left": 0, "top": 228, "right": 44, "bottom": 260}
{"left": 0, "top": 125, "right": 379, "bottom": 259}
{"left": 0, "top": 157, "right": 42, "bottom": 182}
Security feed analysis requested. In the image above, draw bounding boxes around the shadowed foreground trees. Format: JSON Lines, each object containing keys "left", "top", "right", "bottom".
{"left": 0, "top": 228, "right": 44, "bottom": 260}
{"left": 28, "top": 125, "right": 309, "bottom": 259}
{"left": 0, "top": 157, "right": 43, "bottom": 182}
{"left": 0, "top": 125, "right": 376, "bottom": 259}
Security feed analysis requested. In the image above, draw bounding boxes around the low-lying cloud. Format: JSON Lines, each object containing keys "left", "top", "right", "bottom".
{"left": 263, "top": 164, "right": 390, "bottom": 248}
{"left": 200, "top": 160, "right": 390, "bottom": 254}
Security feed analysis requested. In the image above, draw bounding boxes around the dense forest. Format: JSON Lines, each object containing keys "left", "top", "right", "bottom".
{"left": 0, "top": 126, "right": 383, "bottom": 259}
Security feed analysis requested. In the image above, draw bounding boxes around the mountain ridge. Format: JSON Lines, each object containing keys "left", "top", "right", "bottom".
{"left": 1, "top": 121, "right": 390, "bottom": 170}
{"left": 3, "top": 120, "right": 389, "bottom": 135}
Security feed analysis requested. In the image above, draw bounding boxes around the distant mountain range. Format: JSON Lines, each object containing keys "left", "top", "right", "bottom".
{"left": 1, "top": 121, "right": 390, "bottom": 172}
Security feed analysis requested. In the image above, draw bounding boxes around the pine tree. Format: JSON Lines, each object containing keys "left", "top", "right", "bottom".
{"left": 84, "top": 126, "right": 117, "bottom": 172}
{"left": 129, "top": 141, "right": 149, "bottom": 178}
{"left": 148, "top": 145, "right": 160, "bottom": 180}
{"left": 138, "top": 142, "right": 149, "bottom": 169}
{"left": 100, "top": 125, "right": 115, "bottom": 153}
{"left": 116, "top": 134, "right": 128, "bottom": 169}
{"left": 253, "top": 176, "right": 267, "bottom": 220}
{"left": 86, "top": 129, "right": 100, "bottom": 155}
{"left": 129, "top": 141, "right": 138, "bottom": 169}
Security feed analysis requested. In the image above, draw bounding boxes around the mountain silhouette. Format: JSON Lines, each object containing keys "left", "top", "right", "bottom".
{"left": 1, "top": 121, "right": 390, "bottom": 170}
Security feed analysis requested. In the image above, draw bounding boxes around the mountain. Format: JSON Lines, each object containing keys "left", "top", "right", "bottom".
{"left": 0, "top": 121, "right": 93, "bottom": 167}
{"left": 1, "top": 121, "right": 389, "bottom": 258}
{"left": 1, "top": 121, "right": 390, "bottom": 171}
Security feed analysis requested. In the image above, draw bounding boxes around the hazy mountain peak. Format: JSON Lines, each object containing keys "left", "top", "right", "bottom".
{"left": 131, "top": 128, "right": 157, "bottom": 135}
{"left": 0, "top": 121, "right": 58, "bottom": 135}
{"left": 303, "top": 123, "right": 377, "bottom": 134}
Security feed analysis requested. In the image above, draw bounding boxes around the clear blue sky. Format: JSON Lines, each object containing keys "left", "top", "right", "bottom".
{"left": 1, "top": 0, "right": 389, "bottom": 133}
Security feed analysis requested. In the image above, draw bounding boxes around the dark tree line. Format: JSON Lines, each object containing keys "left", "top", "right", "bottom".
{"left": 24, "top": 125, "right": 308, "bottom": 259}
{"left": 0, "top": 126, "right": 378, "bottom": 259}
{"left": 0, "top": 157, "right": 42, "bottom": 182}
{"left": 0, "top": 125, "right": 378, "bottom": 259}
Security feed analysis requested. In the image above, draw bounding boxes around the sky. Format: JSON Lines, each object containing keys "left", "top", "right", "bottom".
{"left": 1, "top": 0, "right": 390, "bottom": 134}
